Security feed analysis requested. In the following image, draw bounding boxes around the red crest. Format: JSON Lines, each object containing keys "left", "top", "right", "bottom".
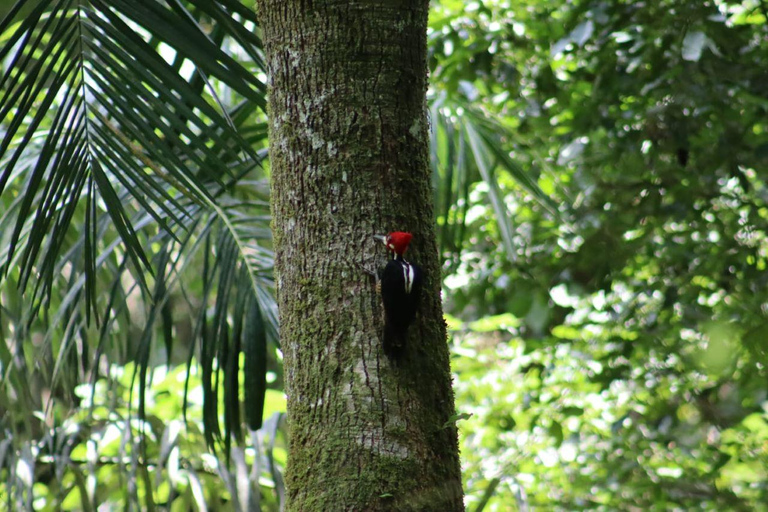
{"left": 387, "top": 232, "right": 413, "bottom": 256}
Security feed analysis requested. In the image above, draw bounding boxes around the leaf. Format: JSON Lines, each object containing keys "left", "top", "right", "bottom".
{"left": 474, "top": 477, "right": 502, "bottom": 512}
{"left": 0, "top": 0, "right": 276, "bottom": 456}
{"left": 571, "top": 20, "right": 594, "bottom": 47}
{"left": 244, "top": 299, "right": 268, "bottom": 430}
{"left": 0, "top": 0, "right": 268, "bottom": 303}
{"left": 263, "top": 412, "right": 286, "bottom": 506}
{"left": 185, "top": 468, "right": 209, "bottom": 512}
{"left": 562, "top": 406, "right": 584, "bottom": 417}
{"left": 549, "top": 421, "right": 564, "bottom": 447}
{"left": 464, "top": 120, "right": 518, "bottom": 262}
{"left": 682, "top": 30, "right": 708, "bottom": 62}
{"left": 441, "top": 412, "right": 473, "bottom": 430}
{"left": 468, "top": 313, "right": 521, "bottom": 332}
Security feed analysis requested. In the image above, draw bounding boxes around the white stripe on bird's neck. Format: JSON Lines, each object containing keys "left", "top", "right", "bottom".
{"left": 401, "top": 260, "right": 414, "bottom": 294}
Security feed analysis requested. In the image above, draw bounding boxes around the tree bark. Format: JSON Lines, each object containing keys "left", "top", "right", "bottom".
{"left": 258, "top": 1, "right": 464, "bottom": 511}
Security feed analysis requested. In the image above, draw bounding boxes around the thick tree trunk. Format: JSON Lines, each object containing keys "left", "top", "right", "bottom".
{"left": 259, "top": 2, "right": 464, "bottom": 511}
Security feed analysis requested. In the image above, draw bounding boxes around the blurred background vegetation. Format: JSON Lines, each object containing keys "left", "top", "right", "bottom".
{"left": 2, "top": 0, "right": 768, "bottom": 510}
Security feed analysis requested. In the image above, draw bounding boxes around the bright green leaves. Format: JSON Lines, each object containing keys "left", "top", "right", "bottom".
{"left": 0, "top": 0, "right": 276, "bottom": 468}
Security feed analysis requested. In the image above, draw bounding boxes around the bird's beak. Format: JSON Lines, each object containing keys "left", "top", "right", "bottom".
{"left": 373, "top": 234, "right": 387, "bottom": 245}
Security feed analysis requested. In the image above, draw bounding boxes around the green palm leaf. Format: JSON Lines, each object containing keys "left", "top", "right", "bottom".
{"left": 430, "top": 93, "right": 560, "bottom": 266}
{"left": 0, "top": 0, "right": 274, "bottom": 458}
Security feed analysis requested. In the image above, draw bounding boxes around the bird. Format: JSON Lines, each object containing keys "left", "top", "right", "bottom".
{"left": 372, "top": 231, "right": 423, "bottom": 357}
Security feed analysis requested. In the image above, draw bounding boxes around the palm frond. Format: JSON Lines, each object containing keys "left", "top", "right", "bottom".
{"left": 429, "top": 93, "right": 560, "bottom": 266}
{"left": 0, "top": 0, "right": 275, "bottom": 455}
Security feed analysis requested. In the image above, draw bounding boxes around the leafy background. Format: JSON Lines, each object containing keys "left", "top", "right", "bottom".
{"left": 2, "top": 0, "right": 768, "bottom": 510}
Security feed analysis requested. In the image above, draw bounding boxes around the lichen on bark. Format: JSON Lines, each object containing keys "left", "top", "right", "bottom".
{"left": 258, "top": 1, "right": 464, "bottom": 510}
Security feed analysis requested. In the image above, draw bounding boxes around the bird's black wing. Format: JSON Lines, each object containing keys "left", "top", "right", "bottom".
{"left": 380, "top": 259, "right": 422, "bottom": 357}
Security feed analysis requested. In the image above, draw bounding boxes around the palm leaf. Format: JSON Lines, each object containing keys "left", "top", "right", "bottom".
{"left": 429, "top": 94, "right": 560, "bottom": 265}
{"left": 0, "top": 0, "right": 275, "bottom": 459}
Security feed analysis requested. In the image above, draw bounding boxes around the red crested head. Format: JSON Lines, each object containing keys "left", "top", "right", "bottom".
{"left": 385, "top": 231, "right": 413, "bottom": 256}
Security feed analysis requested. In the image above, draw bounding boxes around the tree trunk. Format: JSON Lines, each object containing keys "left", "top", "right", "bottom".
{"left": 258, "top": 2, "right": 464, "bottom": 511}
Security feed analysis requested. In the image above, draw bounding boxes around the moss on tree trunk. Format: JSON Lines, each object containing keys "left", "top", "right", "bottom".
{"left": 259, "top": 1, "right": 464, "bottom": 510}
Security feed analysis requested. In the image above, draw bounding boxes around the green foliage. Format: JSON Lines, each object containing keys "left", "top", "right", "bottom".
{"left": 432, "top": 0, "right": 768, "bottom": 509}
{"left": 3, "top": 0, "right": 768, "bottom": 509}
{"left": 453, "top": 319, "right": 768, "bottom": 509}
{"left": 0, "top": 0, "right": 281, "bottom": 507}
{"left": 0, "top": 0, "right": 276, "bottom": 459}
{"left": 0, "top": 360, "right": 287, "bottom": 510}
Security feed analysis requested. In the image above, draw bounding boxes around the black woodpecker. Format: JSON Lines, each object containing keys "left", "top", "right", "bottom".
{"left": 373, "top": 231, "right": 423, "bottom": 357}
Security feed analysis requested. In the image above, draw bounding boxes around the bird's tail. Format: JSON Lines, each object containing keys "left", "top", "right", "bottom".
{"left": 383, "top": 321, "right": 406, "bottom": 359}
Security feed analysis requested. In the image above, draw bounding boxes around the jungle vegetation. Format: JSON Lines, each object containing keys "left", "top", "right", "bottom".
{"left": 1, "top": 0, "right": 767, "bottom": 509}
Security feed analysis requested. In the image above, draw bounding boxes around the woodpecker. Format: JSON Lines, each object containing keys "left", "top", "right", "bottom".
{"left": 373, "top": 231, "right": 423, "bottom": 357}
